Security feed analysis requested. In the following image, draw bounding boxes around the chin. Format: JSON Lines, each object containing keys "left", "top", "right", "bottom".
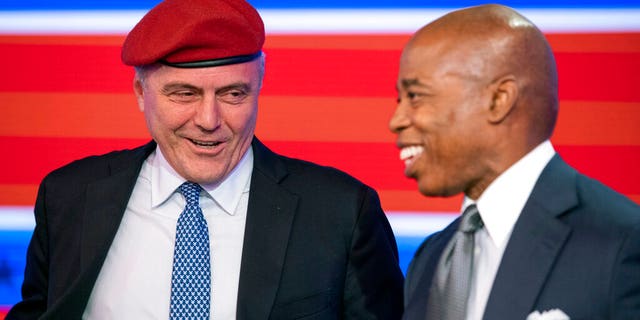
{"left": 192, "top": 173, "right": 224, "bottom": 185}
{"left": 179, "top": 167, "right": 222, "bottom": 185}
{"left": 417, "top": 183, "right": 435, "bottom": 197}
{"left": 417, "top": 181, "right": 448, "bottom": 198}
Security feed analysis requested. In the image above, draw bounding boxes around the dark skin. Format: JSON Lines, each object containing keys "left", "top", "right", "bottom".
{"left": 389, "top": 4, "right": 558, "bottom": 200}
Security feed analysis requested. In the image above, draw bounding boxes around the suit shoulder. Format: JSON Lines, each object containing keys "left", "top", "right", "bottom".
{"left": 44, "top": 143, "right": 152, "bottom": 185}
{"left": 577, "top": 174, "right": 640, "bottom": 212}
{"left": 278, "top": 155, "right": 371, "bottom": 191}
{"left": 575, "top": 173, "right": 640, "bottom": 222}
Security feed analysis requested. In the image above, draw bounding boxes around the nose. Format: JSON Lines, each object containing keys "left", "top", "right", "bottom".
{"left": 389, "top": 101, "right": 411, "bottom": 134}
{"left": 194, "top": 97, "right": 221, "bottom": 131}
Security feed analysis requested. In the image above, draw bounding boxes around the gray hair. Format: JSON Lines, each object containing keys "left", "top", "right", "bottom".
{"left": 134, "top": 52, "right": 266, "bottom": 88}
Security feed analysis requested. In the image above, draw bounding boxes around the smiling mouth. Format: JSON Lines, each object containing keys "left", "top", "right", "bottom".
{"left": 399, "top": 146, "right": 424, "bottom": 166}
{"left": 189, "top": 138, "right": 222, "bottom": 147}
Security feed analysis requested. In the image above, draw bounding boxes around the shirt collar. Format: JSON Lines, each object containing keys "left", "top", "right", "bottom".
{"left": 150, "top": 146, "right": 254, "bottom": 216}
{"left": 202, "top": 147, "right": 253, "bottom": 215}
{"left": 464, "top": 140, "right": 555, "bottom": 250}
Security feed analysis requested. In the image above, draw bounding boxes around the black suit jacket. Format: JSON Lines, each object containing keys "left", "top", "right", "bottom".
{"left": 8, "top": 138, "right": 404, "bottom": 319}
{"left": 403, "top": 155, "right": 640, "bottom": 320}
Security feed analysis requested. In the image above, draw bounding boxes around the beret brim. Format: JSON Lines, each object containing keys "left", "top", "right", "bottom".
{"left": 160, "top": 52, "right": 263, "bottom": 68}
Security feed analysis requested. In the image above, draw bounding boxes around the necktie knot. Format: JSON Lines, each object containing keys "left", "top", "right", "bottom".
{"left": 180, "top": 182, "right": 202, "bottom": 206}
{"left": 459, "top": 204, "right": 483, "bottom": 233}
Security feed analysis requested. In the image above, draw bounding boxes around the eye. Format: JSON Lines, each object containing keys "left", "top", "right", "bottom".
{"left": 398, "top": 91, "right": 422, "bottom": 105}
{"left": 167, "top": 90, "right": 200, "bottom": 103}
{"left": 407, "top": 91, "right": 421, "bottom": 101}
{"left": 175, "top": 91, "right": 195, "bottom": 98}
{"left": 218, "top": 88, "right": 249, "bottom": 105}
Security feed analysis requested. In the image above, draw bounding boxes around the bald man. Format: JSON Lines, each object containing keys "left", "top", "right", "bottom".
{"left": 390, "top": 4, "right": 640, "bottom": 320}
{"left": 7, "top": 0, "right": 404, "bottom": 318}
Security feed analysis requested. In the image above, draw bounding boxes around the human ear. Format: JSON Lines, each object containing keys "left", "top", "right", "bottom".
{"left": 133, "top": 77, "right": 145, "bottom": 112}
{"left": 487, "top": 75, "right": 518, "bottom": 124}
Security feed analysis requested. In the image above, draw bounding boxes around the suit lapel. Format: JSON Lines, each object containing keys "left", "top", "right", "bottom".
{"left": 48, "top": 142, "right": 155, "bottom": 317}
{"left": 236, "top": 138, "right": 299, "bottom": 319}
{"left": 483, "top": 156, "right": 578, "bottom": 319}
{"left": 81, "top": 142, "right": 156, "bottom": 270}
{"left": 403, "top": 221, "right": 458, "bottom": 320}
{"left": 81, "top": 169, "right": 142, "bottom": 268}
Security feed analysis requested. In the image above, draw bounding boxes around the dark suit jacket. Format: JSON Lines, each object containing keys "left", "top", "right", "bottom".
{"left": 8, "top": 138, "right": 404, "bottom": 320}
{"left": 403, "top": 155, "right": 640, "bottom": 320}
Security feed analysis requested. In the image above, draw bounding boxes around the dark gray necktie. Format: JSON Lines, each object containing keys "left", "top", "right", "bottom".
{"left": 426, "top": 204, "right": 484, "bottom": 320}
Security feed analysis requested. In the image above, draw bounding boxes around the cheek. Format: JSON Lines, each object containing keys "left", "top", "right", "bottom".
{"left": 227, "top": 105, "right": 257, "bottom": 134}
{"left": 417, "top": 117, "right": 471, "bottom": 169}
{"left": 145, "top": 102, "right": 191, "bottom": 131}
{"left": 412, "top": 108, "right": 452, "bottom": 145}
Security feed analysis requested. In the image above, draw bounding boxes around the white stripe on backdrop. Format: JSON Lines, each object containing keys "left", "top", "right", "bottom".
{"left": 0, "top": 206, "right": 457, "bottom": 236}
{"left": 1, "top": 9, "right": 640, "bottom": 34}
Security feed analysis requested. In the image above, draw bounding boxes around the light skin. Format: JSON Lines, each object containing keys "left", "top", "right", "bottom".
{"left": 389, "top": 4, "right": 558, "bottom": 200}
{"left": 133, "top": 58, "right": 264, "bottom": 185}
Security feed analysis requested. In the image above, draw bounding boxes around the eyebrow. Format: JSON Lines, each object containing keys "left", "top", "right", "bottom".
{"left": 160, "top": 82, "right": 203, "bottom": 95}
{"left": 399, "top": 78, "right": 430, "bottom": 89}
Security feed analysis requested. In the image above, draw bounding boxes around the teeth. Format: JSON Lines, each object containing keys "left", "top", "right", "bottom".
{"left": 191, "top": 139, "right": 220, "bottom": 147}
{"left": 400, "top": 146, "right": 424, "bottom": 161}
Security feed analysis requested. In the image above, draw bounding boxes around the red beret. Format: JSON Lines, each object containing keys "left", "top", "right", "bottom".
{"left": 121, "top": 0, "right": 264, "bottom": 68}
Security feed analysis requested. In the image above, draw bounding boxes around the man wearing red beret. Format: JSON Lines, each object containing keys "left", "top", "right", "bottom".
{"left": 7, "top": 0, "right": 404, "bottom": 319}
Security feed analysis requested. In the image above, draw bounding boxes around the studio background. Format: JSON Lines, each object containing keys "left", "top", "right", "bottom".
{"left": 0, "top": 0, "right": 639, "bottom": 316}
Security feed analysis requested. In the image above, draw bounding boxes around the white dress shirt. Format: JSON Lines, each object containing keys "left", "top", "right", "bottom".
{"left": 464, "top": 140, "right": 555, "bottom": 320}
{"left": 83, "top": 146, "right": 253, "bottom": 320}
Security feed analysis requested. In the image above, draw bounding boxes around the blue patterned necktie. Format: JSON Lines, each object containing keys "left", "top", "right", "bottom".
{"left": 426, "top": 204, "right": 484, "bottom": 320}
{"left": 169, "top": 182, "right": 211, "bottom": 319}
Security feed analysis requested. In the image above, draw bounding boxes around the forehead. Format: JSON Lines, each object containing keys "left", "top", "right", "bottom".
{"left": 398, "top": 42, "right": 456, "bottom": 86}
{"left": 398, "top": 35, "right": 487, "bottom": 85}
